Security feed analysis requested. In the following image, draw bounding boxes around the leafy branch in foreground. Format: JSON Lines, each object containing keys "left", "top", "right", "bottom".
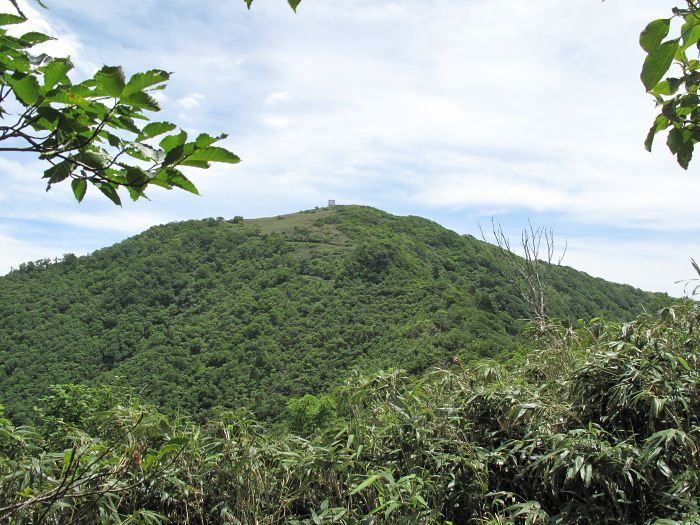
{"left": 0, "top": 0, "right": 241, "bottom": 205}
{"left": 641, "top": 1, "right": 700, "bottom": 168}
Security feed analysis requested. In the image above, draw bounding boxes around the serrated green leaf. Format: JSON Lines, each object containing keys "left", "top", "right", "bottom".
{"left": 160, "top": 130, "right": 187, "bottom": 153}
{"left": 20, "top": 31, "right": 54, "bottom": 45}
{"left": 95, "top": 65, "right": 126, "bottom": 98}
{"left": 9, "top": 74, "right": 40, "bottom": 105}
{"left": 71, "top": 178, "right": 87, "bottom": 202}
{"left": 122, "top": 69, "right": 169, "bottom": 97}
{"left": 167, "top": 169, "right": 199, "bottom": 194}
{"left": 44, "top": 160, "right": 74, "bottom": 185}
{"left": 0, "top": 13, "right": 26, "bottom": 25}
{"left": 138, "top": 121, "right": 176, "bottom": 141}
{"left": 121, "top": 91, "right": 160, "bottom": 111}
{"left": 187, "top": 146, "right": 240, "bottom": 164}
{"left": 180, "top": 159, "right": 210, "bottom": 168}
{"left": 195, "top": 133, "right": 226, "bottom": 148}
{"left": 41, "top": 58, "right": 73, "bottom": 91}
{"left": 97, "top": 183, "right": 122, "bottom": 205}
{"left": 641, "top": 39, "right": 679, "bottom": 91}
{"left": 682, "top": 14, "right": 700, "bottom": 50}
{"left": 640, "top": 19, "right": 671, "bottom": 53}
{"left": 645, "top": 114, "right": 670, "bottom": 151}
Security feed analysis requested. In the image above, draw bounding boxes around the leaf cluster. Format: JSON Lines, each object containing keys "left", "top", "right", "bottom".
{"left": 0, "top": 2, "right": 239, "bottom": 204}
{"left": 641, "top": 2, "right": 700, "bottom": 168}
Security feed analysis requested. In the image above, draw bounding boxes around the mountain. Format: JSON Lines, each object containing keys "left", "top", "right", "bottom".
{"left": 0, "top": 206, "right": 669, "bottom": 422}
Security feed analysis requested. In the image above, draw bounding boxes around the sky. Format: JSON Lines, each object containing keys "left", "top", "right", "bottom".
{"left": 1, "top": 0, "right": 698, "bottom": 296}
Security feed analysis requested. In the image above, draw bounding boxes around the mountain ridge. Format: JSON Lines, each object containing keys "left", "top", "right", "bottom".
{"left": 0, "top": 205, "right": 669, "bottom": 422}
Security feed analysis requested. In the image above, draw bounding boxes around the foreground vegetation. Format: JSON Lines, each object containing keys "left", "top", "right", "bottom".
{"left": 1, "top": 302, "right": 697, "bottom": 524}
{"left": 0, "top": 206, "right": 668, "bottom": 423}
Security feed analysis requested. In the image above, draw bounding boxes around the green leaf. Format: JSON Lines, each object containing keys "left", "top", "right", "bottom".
{"left": 97, "top": 183, "right": 122, "bottom": 205}
{"left": 288, "top": 0, "right": 302, "bottom": 12}
{"left": 677, "top": 356, "right": 691, "bottom": 371}
{"left": 0, "top": 13, "right": 27, "bottom": 25}
{"left": 160, "top": 130, "right": 187, "bottom": 153}
{"left": 121, "top": 91, "right": 160, "bottom": 111}
{"left": 640, "top": 19, "right": 671, "bottom": 53}
{"left": 71, "top": 178, "right": 87, "bottom": 202}
{"left": 44, "top": 160, "right": 74, "bottom": 185}
{"left": 40, "top": 58, "right": 73, "bottom": 91}
{"left": 122, "top": 69, "right": 169, "bottom": 97}
{"left": 645, "top": 114, "right": 669, "bottom": 152}
{"left": 244, "top": 0, "right": 253, "bottom": 9}
{"left": 20, "top": 31, "right": 54, "bottom": 45}
{"left": 195, "top": 133, "right": 226, "bottom": 148}
{"left": 139, "top": 121, "right": 177, "bottom": 141}
{"left": 667, "top": 127, "right": 693, "bottom": 169}
{"left": 8, "top": 74, "right": 40, "bottom": 105}
{"left": 167, "top": 169, "right": 199, "bottom": 195}
{"left": 349, "top": 474, "right": 378, "bottom": 495}
{"left": 187, "top": 146, "right": 240, "bottom": 164}
{"left": 95, "top": 65, "right": 126, "bottom": 98}
{"left": 681, "top": 14, "right": 700, "bottom": 50}
{"left": 641, "top": 39, "right": 679, "bottom": 91}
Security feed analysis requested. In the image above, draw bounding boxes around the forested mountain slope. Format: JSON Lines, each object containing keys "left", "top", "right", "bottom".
{"left": 0, "top": 206, "right": 668, "bottom": 421}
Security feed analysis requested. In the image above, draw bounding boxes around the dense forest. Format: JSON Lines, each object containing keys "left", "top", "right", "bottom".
{"left": 0, "top": 206, "right": 669, "bottom": 423}
{"left": 1, "top": 302, "right": 697, "bottom": 524}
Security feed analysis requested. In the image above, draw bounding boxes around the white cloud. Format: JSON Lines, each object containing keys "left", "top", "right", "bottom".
{"left": 262, "top": 115, "right": 292, "bottom": 129}
{"left": 265, "top": 91, "right": 291, "bottom": 106}
{"left": 0, "top": 0, "right": 695, "bottom": 295}
{"left": 178, "top": 93, "right": 205, "bottom": 110}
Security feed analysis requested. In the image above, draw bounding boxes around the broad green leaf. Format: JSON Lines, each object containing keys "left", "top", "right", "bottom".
{"left": 19, "top": 31, "right": 54, "bottom": 45}
{"left": 125, "top": 166, "right": 149, "bottom": 187}
{"left": 71, "top": 178, "right": 87, "bottom": 202}
{"left": 160, "top": 130, "right": 187, "bottom": 152}
{"left": 77, "top": 150, "right": 109, "bottom": 169}
{"left": 121, "top": 91, "right": 160, "bottom": 111}
{"left": 0, "top": 13, "right": 26, "bottom": 25}
{"left": 122, "top": 69, "right": 169, "bottom": 97}
{"left": 106, "top": 115, "right": 141, "bottom": 134}
{"left": 640, "top": 19, "right": 671, "bottom": 53}
{"left": 43, "top": 160, "right": 74, "bottom": 184}
{"left": 667, "top": 126, "right": 693, "bottom": 169}
{"left": 641, "top": 39, "right": 679, "bottom": 91}
{"left": 40, "top": 58, "right": 73, "bottom": 91}
{"left": 195, "top": 133, "right": 226, "bottom": 148}
{"left": 288, "top": 0, "right": 301, "bottom": 12}
{"left": 34, "top": 106, "right": 61, "bottom": 131}
{"left": 187, "top": 146, "right": 240, "bottom": 164}
{"left": 95, "top": 65, "right": 126, "bottom": 97}
{"left": 8, "top": 74, "right": 40, "bottom": 105}
{"left": 681, "top": 14, "right": 700, "bottom": 50}
{"left": 167, "top": 169, "right": 199, "bottom": 194}
{"left": 180, "top": 159, "right": 210, "bottom": 168}
{"left": 645, "top": 114, "right": 670, "bottom": 152}
{"left": 244, "top": 0, "right": 253, "bottom": 8}
{"left": 97, "top": 182, "right": 122, "bottom": 205}
{"left": 138, "top": 121, "right": 177, "bottom": 141}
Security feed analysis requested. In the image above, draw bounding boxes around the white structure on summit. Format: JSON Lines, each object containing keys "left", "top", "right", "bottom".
{"left": 328, "top": 199, "right": 336, "bottom": 207}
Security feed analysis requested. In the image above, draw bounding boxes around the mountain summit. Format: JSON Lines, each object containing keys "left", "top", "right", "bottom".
{"left": 0, "top": 206, "right": 667, "bottom": 421}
